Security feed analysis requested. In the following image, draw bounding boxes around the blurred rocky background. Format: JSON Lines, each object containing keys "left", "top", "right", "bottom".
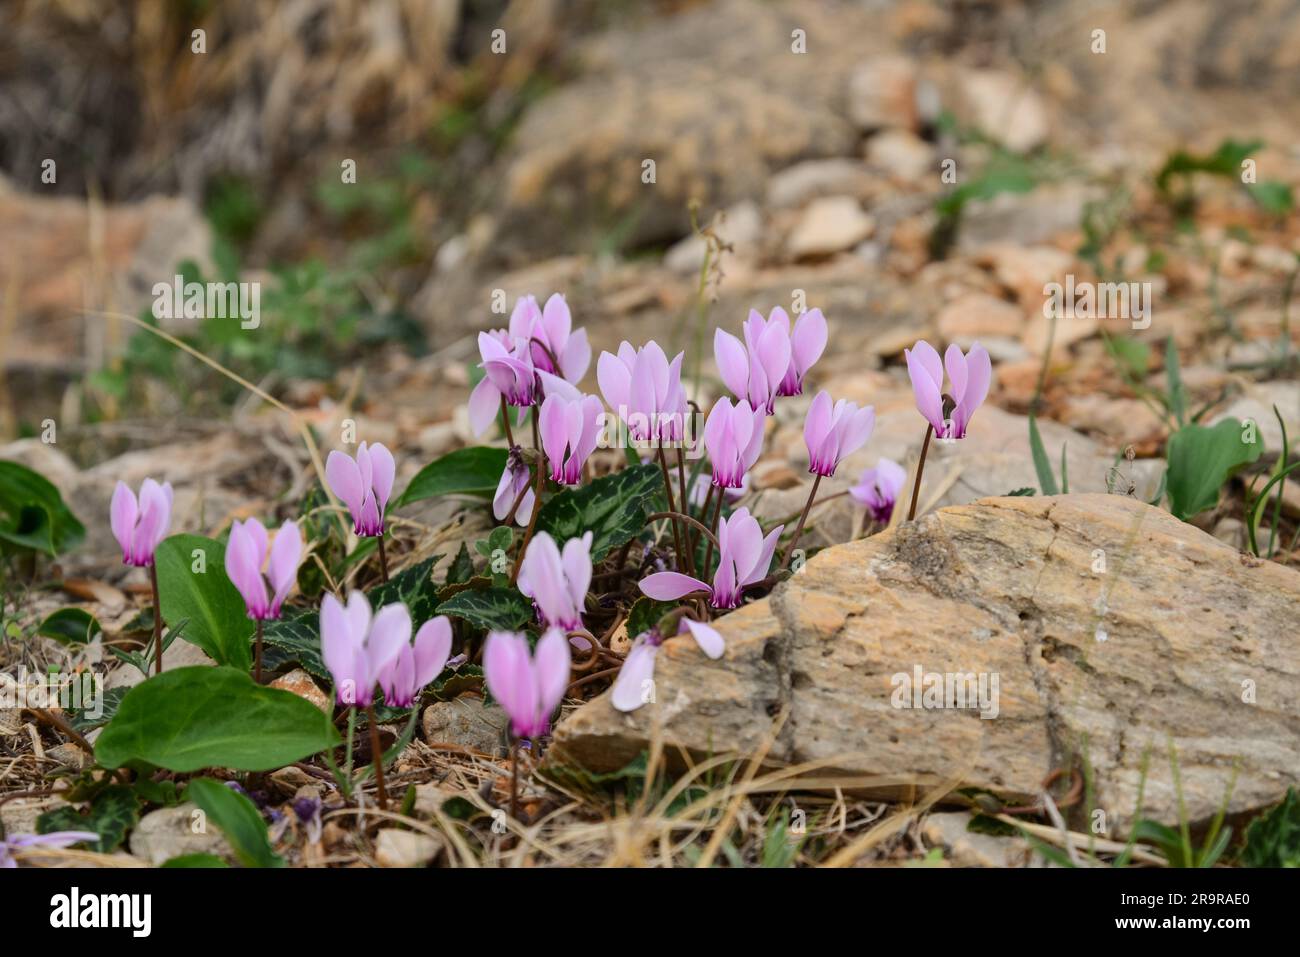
{"left": 2, "top": 0, "right": 1298, "bottom": 548}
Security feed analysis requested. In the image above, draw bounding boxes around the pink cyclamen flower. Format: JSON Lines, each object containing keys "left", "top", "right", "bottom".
{"left": 611, "top": 617, "right": 723, "bottom": 713}
{"left": 640, "top": 507, "right": 782, "bottom": 610}
{"left": 110, "top": 478, "right": 173, "bottom": 566}
{"left": 539, "top": 393, "right": 604, "bottom": 485}
{"left": 904, "top": 339, "right": 992, "bottom": 440}
{"left": 777, "top": 308, "right": 828, "bottom": 397}
{"left": 483, "top": 627, "right": 571, "bottom": 739}
{"left": 467, "top": 335, "right": 533, "bottom": 437}
{"left": 597, "top": 340, "right": 689, "bottom": 443}
{"left": 326, "top": 441, "right": 395, "bottom": 537}
{"left": 493, "top": 447, "right": 535, "bottom": 526}
{"left": 803, "top": 390, "right": 876, "bottom": 478}
{"left": 849, "top": 458, "right": 907, "bottom": 524}
{"left": 320, "top": 591, "right": 413, "bottom": 707}
{"left": 377, "top": 615, "right": 452, "bottom": 708}
{"left": 507, "top": 293, "right": 591, "bottom": 381}
{"left": 517, "top": 531, "right": 592, "bottom": 636}
{"left": 466, "top": 296, "right": 589, "bottom": 438}
{"left": 714, "top": 308, "right": 792, "bottom": 414}
{"left": 703, "top": 397, "right": 765, "bottom": 489}
{"left": 2, "top": 830, "right": 100, "bottom": 867}
{"left": 224, "top": 518, "right": 302, "bottom": 621}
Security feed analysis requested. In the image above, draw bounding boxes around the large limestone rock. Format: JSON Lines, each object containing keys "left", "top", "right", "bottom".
{"left": 551, "top": 494, "right": 1300, "bottom": 833}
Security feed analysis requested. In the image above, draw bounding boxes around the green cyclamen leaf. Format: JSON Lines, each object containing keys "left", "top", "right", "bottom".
{"left": 0, "top": 460, "right": 86, "bottom": 557}
{"left": 38, "top": 607, "right": 103, "bottom": 645}
{"left": 365, "top": 557, "right": 441, "bottom": 624}
{"left": 185, "top": 778, "right": 283, "bottom": 868}
{"left": 95, "top": 666, "right": 339, "bottom": 772}
{"left": 447, "top": 542, "right": 475, "bottom": 585}
{"left": 536, "top": 463, "right": 663, "bottom": 561}
{"left": 396, "top": 446, "right": 509, "bottom": 507}
{"left": 155, "top": 534, "right": 253, "bottom": 670}
{"left": 1165, "top": 418, "right": 1264, "bottom": 521}
{"left": 260, "top": 609, "right": 327, "bottom": 680}
{"left": 37, "top": 784, "right": 140, "bottom": 854}
{"left": 437, "top": 587, "right": 533, "bottom": 632}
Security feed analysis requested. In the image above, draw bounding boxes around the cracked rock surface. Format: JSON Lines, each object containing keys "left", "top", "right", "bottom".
{"left": 550, "top": 494, "right": 1300, "bottom": 831}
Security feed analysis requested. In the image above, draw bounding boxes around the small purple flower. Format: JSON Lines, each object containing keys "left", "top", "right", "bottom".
{"left": 377, "top": 615, "right": 452, "bottom": 707}
{"left": 639, "top": 507, "right": 782, "bottom": 610}
{"left": 326, "top": 441, "right": 395, "bottom": 537}
{"left": 849, "top": 458, "right": 907, "bottom": 524}
{"left": 714, "top": 308, "right": 792, "bottom": 414}
{"left": 904, "top": 339, "right": 991, "bottom": 440}
{"left": 777, "top": 308, "right": 828, "bottom": 397}
{"left": 597, "top": 340, "right": 689, "bottom": 443}
{"left": 539, "top": 393, "right": 604, "bottom": 485}
{"left": 803, "top": 390, "right": 875, "bottom": 478}
{"left": 482, "top": 627, "right": 571, "bottom": 739}
{"left": 703, "top": 397, "right": 765, "bottom": 489}
{"left": 493, "top": 447, "right": 535, "bottom": 526}
{"left": 611, "top": 618, "right": 724, "bottom": 713}
{"left": 319, "top": 591, "right": 412, "bottom": 707}
{"left": 1, "top": 830, "right": 100, "bottom": 867}
{"left": 292, "top": 795, "right": 323, "bottom": 844}
{"left": 516, "top": 531, "right": 592, "bottom": 635}
{"left": 224, "top": 518, "right": 302, "bottom": 621}
{"left": 110, "top": 478, "right": 173, "bottom": 566}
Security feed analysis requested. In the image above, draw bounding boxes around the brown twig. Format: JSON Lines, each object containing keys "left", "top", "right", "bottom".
{"left": 30, "top": 708, "right": 96, "bottom": 759}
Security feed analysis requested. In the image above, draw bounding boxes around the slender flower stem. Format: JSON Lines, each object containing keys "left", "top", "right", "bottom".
{"left": 528, "top": 336, "right": 562, "bottom": 374}
{"left": 531, "top": 409, "right": 540, "bottom": 452}
{"left": 502, "top": 480, "right": 530, "bottom": 526}
{"left": 510, "top": 453, "right": 547, "bottom": 586}
{"left": 779, "top": 474, "right": 822, "bottom": 572}
{"left": 688, "top": 482, "right": 715, "bottom": 569}
{"left": 366, "top": 705, "right": 388, "bottom": 810}
{"left": 343, "top": 707, "right": 357, "bottom": 798}
{"left": 675, "top": 448, "right": 698, "bottom": 575}
{"left": 376, "top": 533, "right": 390, "bottom": 584}
{"left": 654, "top": 447, "right": 687, "bottom": 570}
{"left": 697, "top": 480, "right": 715, "bottom": 524}
{"left": 254, "top": 620, "right": 264, "bottom": 684}
{"left": 906, "top": 423, "right": 935, "bottom": 522}
{"left": 509, "top": 739, "right": 520, "bottom": 821}
{"left": 644, "top": 511, "right": 720, "bottom": 551}
{"left": 500, "top": 397, "right": 515, "bottom": 448}
{"left": 703, "top": 488, "right": 724, "bottom": 577}
{"left": 148, "top": 561, "right": 163, "bottom": 675}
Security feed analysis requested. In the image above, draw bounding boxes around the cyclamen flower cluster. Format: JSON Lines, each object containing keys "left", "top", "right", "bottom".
{"left": 102, "top": 283, "right": 992, "bottom": 809}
